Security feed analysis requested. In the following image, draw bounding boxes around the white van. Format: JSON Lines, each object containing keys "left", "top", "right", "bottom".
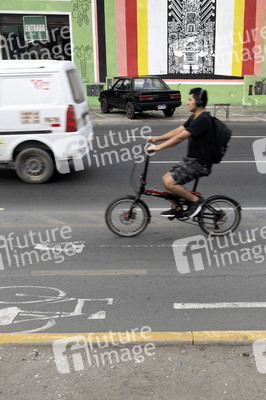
{"left": 0, "top": 60, "right": 93, "bottom": 183}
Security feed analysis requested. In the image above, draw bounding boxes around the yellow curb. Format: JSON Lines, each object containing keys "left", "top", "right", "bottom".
{"left": 1, "top": 331, "right": 266, "bottom": 344}
{"left": 193, "top": 331, "right": 266, "bottom": 342}
{"left": 0, "top": 332, "right": 192, "bottom": 344}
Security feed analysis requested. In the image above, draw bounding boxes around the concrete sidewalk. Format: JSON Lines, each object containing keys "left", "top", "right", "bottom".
{"left": 1, "top": 340, "right": 265, "bottom": 400}
{"left": 88, "top": 104, "right": 266, "bottom": 124}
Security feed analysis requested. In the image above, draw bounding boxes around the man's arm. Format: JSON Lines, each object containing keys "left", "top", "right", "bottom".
{"left": 147, "top": 125, "right": 185, "bottom": 143}
{"left": 155, "top": 129, "right": 191, "bottom": 151}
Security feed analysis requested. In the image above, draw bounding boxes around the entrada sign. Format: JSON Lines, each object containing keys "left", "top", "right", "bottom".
{"left": 23, "top": 16, "right": 48, "bottom": 41}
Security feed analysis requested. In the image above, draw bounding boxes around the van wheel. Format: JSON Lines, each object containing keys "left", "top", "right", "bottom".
{"left": 15, "top": 148, "right": 54, "bottom": 184}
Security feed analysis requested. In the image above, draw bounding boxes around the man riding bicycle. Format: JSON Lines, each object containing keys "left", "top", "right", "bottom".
{"left": 147, "top": 87, "right": 213, "bottom": 218}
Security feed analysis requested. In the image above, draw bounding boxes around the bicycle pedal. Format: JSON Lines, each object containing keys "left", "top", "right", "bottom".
{"left": 168, "top": 216, "right": 176, "bottom": 221}
{"left": 169, "top": 212, "right": 187, "bottom": 221}
{"left": 178, "top": 216, "right": 189, "bottom": 221}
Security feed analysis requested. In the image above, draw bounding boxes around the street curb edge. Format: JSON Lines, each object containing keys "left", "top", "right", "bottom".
{"left": 1, "top": 331, "right": 266, "bottom": 345}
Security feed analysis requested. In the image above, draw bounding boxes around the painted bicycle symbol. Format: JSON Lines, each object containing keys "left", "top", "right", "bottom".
{"left": 0, "top": 286, "right": 113, "bottom": 333}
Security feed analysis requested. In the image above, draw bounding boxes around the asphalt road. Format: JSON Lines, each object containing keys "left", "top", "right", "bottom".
{"left": 0, "top": 121, "right": 266, "bottom": 334}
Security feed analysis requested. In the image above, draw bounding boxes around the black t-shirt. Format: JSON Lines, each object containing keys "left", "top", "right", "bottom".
{"left": 183, "top": 111, "right": 213, "bottom": 166}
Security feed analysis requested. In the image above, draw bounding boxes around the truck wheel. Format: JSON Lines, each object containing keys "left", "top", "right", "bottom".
{"left": 100, "top": 97, "right": 110, "bottom": 113}
{"left": 126, "top": 102, "right": 136, "bottom": 119}
{"left": 163, "top": 108, "right": 175, "bottom": 117}
{"left": 15, "top": 148, "right": 54, "bottom": 184}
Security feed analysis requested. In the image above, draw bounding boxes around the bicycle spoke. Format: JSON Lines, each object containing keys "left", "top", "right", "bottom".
{"left": 199, "top": 198, "right": 241, "bottom": 236}
{"left": 105, "top": 198, "right": 149, "bottom": 237}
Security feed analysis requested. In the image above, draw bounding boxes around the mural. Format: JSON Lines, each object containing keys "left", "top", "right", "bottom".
{"left": 168, "top": 0, "right": 216, "bottom": 75}
{"left": 73, "top": 0, "right": 91, "bottom": 27}
{"left": 89, "top": 0, "right": 266, "bottom": 81}
{"left": 74, "top": 44, "right": 93, "bottom": 82}
{"left": 72, "top": 0, "right": 93, "bottom": 83}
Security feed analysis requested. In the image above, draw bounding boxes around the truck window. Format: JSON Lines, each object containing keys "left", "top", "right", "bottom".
{"left": 67, "top": 69, "right": 85, "bottom": 104}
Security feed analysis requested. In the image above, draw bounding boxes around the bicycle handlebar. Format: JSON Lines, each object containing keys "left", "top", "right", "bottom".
{"left": 144, "top": 142, "right": 156, "bottom": 156}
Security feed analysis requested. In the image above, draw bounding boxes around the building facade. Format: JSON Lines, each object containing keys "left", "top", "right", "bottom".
{"left": 1, "top": 0, "right": 266, "bottom": 105}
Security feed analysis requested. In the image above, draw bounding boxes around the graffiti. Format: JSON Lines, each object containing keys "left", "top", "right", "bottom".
{"left": 168, "top": 0, "right": 216, "bottom": 75}
{"left": 74, "top": 44, "right": 93, "bottom": 82}
{"left": 73, "top": 0, "right": 91, "bottom": 27}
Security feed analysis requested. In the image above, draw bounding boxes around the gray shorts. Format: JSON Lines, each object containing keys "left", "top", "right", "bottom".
{"left": 170, "top": 157, "right": 211, "bottom": 185}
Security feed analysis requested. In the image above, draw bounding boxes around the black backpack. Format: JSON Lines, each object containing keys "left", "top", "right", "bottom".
{"left": 210, "top": 115, "right": 231, "bottom": 164}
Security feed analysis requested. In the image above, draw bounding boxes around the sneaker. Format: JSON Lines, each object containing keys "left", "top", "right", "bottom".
{"left": 161, "top": 208, "right": 181, "bottom": 218}
{"left": 187, "top": 197, "right": 205, "bottom": 218}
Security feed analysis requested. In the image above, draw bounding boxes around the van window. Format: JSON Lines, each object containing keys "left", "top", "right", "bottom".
{"left": 67, "top": 69, "right": 85, "bottom": 104}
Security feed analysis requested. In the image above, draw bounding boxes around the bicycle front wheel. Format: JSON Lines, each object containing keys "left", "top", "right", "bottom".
{"left": 198, "top": 196, "right": 241, "bottom": 236}
{"left": 105, "top": 197, "right": 150, "bottom": 237}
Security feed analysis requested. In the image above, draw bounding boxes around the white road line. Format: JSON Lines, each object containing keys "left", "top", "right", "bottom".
{"left": 221, "top": 161, "right": 265, "bottom": 163}
{"left": 242, "top": 207, "right": 266, "bottom": 210}
{"left": 34, "top": 241, "right": 85, "bottom": 254}
{"left": 174, "top": 302, "right": 266, "bottom": 310}
{"left": 88, "top": 311, "right": 106, "bottom": 319}
{"left": 150, "top": 161, "right": 264, "bottom": 164}
{"left": 17, "top": 319, "right": 56, "bottom": 334}
{"left": 232, "top": 136, "right": 266, "bottom": 138}
{"left": 97, "top": 244, "right": 173, "bottom": 248}
{"left": 149, "top": 207, "right": 266, "bottom": 211}
{"left": 132, "top": 136, "right": 266, "bottom": 139}
{"left": 0, "top": 307, "right": 20, "bottom": 325}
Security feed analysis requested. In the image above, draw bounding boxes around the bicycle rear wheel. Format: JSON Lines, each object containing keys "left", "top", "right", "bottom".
{"left": 105, "top": 197, "right": 150, "bottom": 237}
{"left": 198, "top": 196, "right": 241, "bottom": 236}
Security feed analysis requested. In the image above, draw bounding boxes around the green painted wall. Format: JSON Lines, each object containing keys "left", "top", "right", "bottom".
{"left": 0, "top": 0, "right": 71, "bottom": 13}
{"left": 172, "top": 84, "right": 244, "bottom": 107}
{"left": 104, "top": 0, "right": 117, "bottom": 78}
{"left": 0, "top": 0, "right": 94, "bottom": 84}
{"left": 86, "top": 82, "right": 244, "bottom": 107}
{"left": 71, "top": 0, "right": 94, "bottom": 83}
{"left": 243, "top": 75, "right": 266, "bottom": 105}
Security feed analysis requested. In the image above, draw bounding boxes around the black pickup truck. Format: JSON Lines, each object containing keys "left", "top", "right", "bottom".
{"left": 98, "top": 76, "right": 182, "bottom": 119}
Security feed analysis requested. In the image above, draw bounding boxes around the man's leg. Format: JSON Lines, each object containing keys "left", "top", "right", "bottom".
{"left": 162, "top": 172, "right": 198, "bottom": 206}
{"left": 161, "top": 172, "right": 204, "bottom": 218}
{"left": 161, "top": 158, "right": 208, "bottom": 217}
